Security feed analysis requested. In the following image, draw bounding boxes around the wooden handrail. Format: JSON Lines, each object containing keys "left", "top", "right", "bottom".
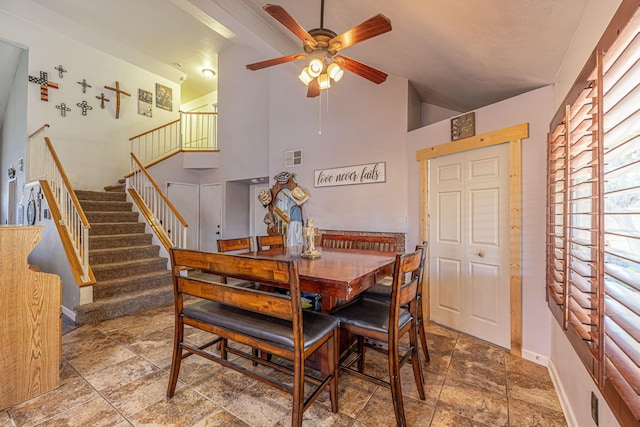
{"left": 129, "top": 119, "right": 180, "bottom": 141}
{"left": 44, "top": 137, "right": 91, "bottom": 228}
{"left": 130, "top": 153, "right": 189, "bottom": 227}
{"left": 40, "top": 181, "right": 95, "bottom": 286}
{"left": 28, "top": 123, "right": 49, "bottom": 139}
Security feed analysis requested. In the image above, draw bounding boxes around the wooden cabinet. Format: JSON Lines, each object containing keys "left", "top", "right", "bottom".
{"left": 0, "top": 226, "right": 61, "bottom": 409}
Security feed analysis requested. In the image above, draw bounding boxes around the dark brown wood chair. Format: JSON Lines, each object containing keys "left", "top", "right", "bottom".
{"left": 330, "top": 248, "right": 425, "bottom": 427}
{"left": 361, "top": 242, "right": 430, "bottom": 361}
{"left": 320, "top": 233, "right": 398, "bottom": 253}
{"left": 256, "top": 234, "right": 285, "bottom": 250}
{"left": 167, "top": 249, "right": 339, "bottom": 427}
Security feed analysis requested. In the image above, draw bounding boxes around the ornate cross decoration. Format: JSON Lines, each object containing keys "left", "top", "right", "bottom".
{"left": 54, "top": 65, "right": 67, "bottom": 78}
{"left": 76, "top": 100, "right": 93, "bottom": 116}
{"left": 104, "top": 81, "right": 131, "bottom": 118}
{"left": 95, "top": 92, "right": 110, "bottom": 109}
{"left": 29, "top": 71, "right": 59, "bottom": 102}
{"left": 77, "top": 78, "right": 92, "bottom": 94}
{"left": 55, "top": 103, "right": 71, "bottom": 117}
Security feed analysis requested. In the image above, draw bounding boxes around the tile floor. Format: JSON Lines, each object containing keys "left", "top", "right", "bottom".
{"left": 2, "top": 304, "right": 567, "bottom": 426}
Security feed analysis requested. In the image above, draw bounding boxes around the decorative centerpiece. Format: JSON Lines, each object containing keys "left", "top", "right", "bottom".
{"left": 301, "top": 218, "right": 321, "bottom": 259}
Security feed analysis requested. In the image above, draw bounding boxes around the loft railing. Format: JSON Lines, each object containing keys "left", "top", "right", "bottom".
{"left": 26, "top": 125, "right": 94, "bottom": 285}
{"left": 129, "top": 111, "right": 217, "bottom": 167}
{"left": 127, "top": 153, "right": 188, "bottom": 250}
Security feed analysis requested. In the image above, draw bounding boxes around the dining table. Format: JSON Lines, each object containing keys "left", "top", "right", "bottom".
{"left": 244, "top": 245, "right": 397, "bottom": 313}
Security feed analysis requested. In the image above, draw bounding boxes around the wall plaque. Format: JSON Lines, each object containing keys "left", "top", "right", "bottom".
{"left": 451, "top": 112, "right": 476, "bottom": 141}
{"left": 314, "top": 162, "right": 386, "bottom": 188}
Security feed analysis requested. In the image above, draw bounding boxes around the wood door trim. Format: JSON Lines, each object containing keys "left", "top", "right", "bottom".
{"left": 416, "top": 122, "right": 529, "bottom": 356}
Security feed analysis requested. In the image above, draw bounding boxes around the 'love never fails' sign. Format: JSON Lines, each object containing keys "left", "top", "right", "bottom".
{"left": 314, "top": 162, "right": 386, "bottom": 188}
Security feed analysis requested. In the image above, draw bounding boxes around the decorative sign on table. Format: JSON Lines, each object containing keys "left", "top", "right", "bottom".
{"left": 314, "top": 162, "right": 386, "bottom": 188}
{"left": 451, "top": 111, "right": 475, "bottom": 141}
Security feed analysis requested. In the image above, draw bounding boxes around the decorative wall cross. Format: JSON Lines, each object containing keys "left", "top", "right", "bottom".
{"left": 54, "top": 65, "right": 67, "bottom": 78}
{"left": 104, "top": 81, "right": 131, "bottom": 118}
{"left": 95, "top": 92, "right": 110, "bottom": 109}
{"left": 77, "top": 78, "right": 92, "bottom": 94}
{"left": 55, "top": 103, "right": 71, "bottom": 117}
{"left": 76, "top": 100, "right": 93, "bottom": 116}
{"left": 28, "top": 71, "right": 59, "bottom": 101}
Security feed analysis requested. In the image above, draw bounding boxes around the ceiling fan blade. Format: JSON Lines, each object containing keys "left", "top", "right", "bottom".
{"left": 264, "top": 4, "right": 318, "bottom": 48}
{"left": 335, "top": 55, "right": 388, "bottom": 84}
{"left": 246, "top": 53, "right": 306, "bottom": 71}
{"left": 329, "top": 14, "right": 391, "bottom": 51}
{"left": 307, "top": 78, "right": 320, "bottom": 98}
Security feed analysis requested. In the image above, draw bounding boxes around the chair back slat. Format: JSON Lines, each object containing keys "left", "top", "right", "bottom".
{"left": 176, "top": 275, "right": 294, "bottom": 320}
{"left": 391, "top": 248, "right": 424, "bottom": 309}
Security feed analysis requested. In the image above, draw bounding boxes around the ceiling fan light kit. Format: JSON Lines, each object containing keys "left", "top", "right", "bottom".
{"left": 246, "top": 2, "right": 391, "bottom": 98}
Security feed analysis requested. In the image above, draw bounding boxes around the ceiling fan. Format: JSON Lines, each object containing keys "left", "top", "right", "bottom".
{"left": 246, "top": 1, "right": 392, "bottom": 98}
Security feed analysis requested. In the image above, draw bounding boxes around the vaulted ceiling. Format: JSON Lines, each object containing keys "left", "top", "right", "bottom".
{"left": 3, "top": 0, "right": 591, "bottom": 115}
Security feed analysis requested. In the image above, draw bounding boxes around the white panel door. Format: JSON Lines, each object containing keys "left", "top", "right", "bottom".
{"left": 429, "top": 143, "right": 510, "bottom": 348}
{"left": 166, "top": 182, "right": 199, "bottom": 250}
{"left": 200, "top": 183, "right": 222, "bottom": 252}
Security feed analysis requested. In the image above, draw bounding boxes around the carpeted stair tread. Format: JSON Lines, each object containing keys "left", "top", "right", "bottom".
{"left": 89, "top": 222, "right": 146, "bottom": 236}
{"left": 79, "top": 200, "right": 133, "bottom": 212}
{"left": 76, "top": 190, "right": 127, "bottom": 202}
{"left": 89, "top": 233, "right": 153, "bottom": 249}
{"left": 92, "top": 270, "right": 172, "bottom": 299}
{"left": 73, "top": 286, "right": 174, "bottom": 324}
{"left": 84, "top": 211, "right": 139, "bottom": 223}
{"left": 91, "top": 257, "right": 169, "bottom": 281}
{"left": 89, "top": 244, "right": 161, "bottom": 264}
{"left": 104, "top": 184, "right": 126, "bottom": 192}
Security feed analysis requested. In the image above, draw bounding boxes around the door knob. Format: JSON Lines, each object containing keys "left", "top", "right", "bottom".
{"left": 477, "top": 251, "right": 485, "bottom": 257}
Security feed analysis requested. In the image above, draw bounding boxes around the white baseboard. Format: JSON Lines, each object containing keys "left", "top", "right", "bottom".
{"left": 61, "top": 305, "right": 76, "bottom": 322}
{"left": 548, "top": 359, "right": 579, "bottom": 427}
{"left": 521, "top": 349, "right": 549, "bottom": 366}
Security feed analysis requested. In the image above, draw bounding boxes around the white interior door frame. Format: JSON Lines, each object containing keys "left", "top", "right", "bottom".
{"left": 416, "top": 122, "right": 529, "bottom": 356}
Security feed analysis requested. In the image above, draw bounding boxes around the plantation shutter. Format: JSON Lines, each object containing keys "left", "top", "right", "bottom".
{"left": 601, "top": 11, "right": 640, "bottom": 421}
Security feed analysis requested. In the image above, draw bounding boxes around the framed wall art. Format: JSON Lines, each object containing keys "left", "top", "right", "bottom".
{"left": 138, "top": 89, "right": 152, "bottom": 117}
{"left": 155, "top": 83, "right": 172, "bottom": 111}
{"left": 451, "top": 112, "right": 475, "bottom": 141}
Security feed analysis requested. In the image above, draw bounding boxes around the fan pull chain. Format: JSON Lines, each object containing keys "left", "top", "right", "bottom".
{"left": 318, "top": 92, "right": 322, "bottom": 135}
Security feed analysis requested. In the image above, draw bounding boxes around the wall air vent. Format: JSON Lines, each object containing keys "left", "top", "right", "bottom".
{"left": 284, "top": 149, "right": 303, "bottom": 167}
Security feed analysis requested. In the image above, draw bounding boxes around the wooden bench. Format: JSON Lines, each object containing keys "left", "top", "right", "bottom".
{"left": 167, "top": 249, "right": 339, "bottom": 427}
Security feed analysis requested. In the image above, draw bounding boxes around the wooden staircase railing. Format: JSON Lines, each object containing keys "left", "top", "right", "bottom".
{"left": 129, "top": 111, "right": 217, "bottom": 167}
{"left": 26, "top": 125, "right": 95, "bottom": 285}
{"left": 127, "top": 153, "right": 188, "bottom": 251}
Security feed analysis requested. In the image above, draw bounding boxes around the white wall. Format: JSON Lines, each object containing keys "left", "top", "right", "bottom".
{"left": 0, "top": 8, "right": 180, "bottom": 193}
{"left": 268, "top": 70, "right": 411, "bottom": 235}
{"left": 1, "top": 45, "right": 27, "bottom": 225}
{"left": 406, "top": 85, "right": 553, "bottom": 362}
{"left": 421, "top": 103, "right": 461, "bottom": 127}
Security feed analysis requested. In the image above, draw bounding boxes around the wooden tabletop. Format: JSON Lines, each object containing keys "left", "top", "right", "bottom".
{"left": 247, "top": 246, "right": 396, "bottom": 310}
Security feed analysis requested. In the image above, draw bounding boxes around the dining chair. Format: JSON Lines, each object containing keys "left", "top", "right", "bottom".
{"left": 214, "top": 237, "right": 256, "bottom": 285}
{"left": 330, "top": 248, "right": 425, "bottom": 427}
{"left": 256, "top": 234, "right": 286, "bottom": 250}
{"left": 167, "top": 249, "right": 339, "bottom": 427}
{"left": 361, "top": 242, "right": 430, "bottom": 361}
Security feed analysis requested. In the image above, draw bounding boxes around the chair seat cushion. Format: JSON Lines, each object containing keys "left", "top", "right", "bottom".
{"left": 361, "top": 282, "right": 392, "bottom": 304}
{"left": 183, "top": 300, "right": 338, "bottom": 350}
{"left": 331, "top": 298, "right": 411, "bottom": 334}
